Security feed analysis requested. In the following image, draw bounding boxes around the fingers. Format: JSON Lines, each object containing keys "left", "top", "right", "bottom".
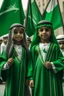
{"left": 44, "top": 62, "right": 52, "bottom": 69}
{"left": 8, "top": 58, "right": 14, "bottom": 66}
{"left": 29, "top": 80, "right": 34, "bottom": 88}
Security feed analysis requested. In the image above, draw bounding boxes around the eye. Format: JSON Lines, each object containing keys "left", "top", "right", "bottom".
{"left": 40, "top": 28, "right": 43, "bottom": 32}
{"left": 14, "top": 30, "right": 18, "bottom": 34}
{"left": 19, "top": 31, "right": 24, "bottom": 34}
{"left": 45, "top": 28, "right": 50, "bottom": 32}
{"left": 19, "top": 31, "right": 22, "bottom": 34}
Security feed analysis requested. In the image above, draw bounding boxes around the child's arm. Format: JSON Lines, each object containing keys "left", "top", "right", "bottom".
{"left": 2, "top": 58, "right": 14, "bottom": 70}
{"left": 44, "top": 60, "right": 64, "bottom": 73}
{"left": 44, "top": 61, "right": 57, "bottom": 73}
{"left": 7, "top": 58, "right": 14, "bottom": 66}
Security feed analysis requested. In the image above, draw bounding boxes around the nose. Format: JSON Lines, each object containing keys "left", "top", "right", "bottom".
{"left": 17, "top": 32, "right": 20, "bottom": 35}
{"left": 42, "top": 29, "right": 46, "bottom": 33}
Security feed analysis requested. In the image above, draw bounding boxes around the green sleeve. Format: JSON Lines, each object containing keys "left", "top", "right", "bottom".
{"left": 53, "top": 57, "right": 64, "bottom": 72}
{"left": 0, "top": 51, "right": 8, "bottom": 81}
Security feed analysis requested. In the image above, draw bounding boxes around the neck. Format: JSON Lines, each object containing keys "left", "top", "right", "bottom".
{"left": 14, "top": 41, "right": 22, "bottom": 45}
{"left": 41, "top": 39, "right": 50, "bottom": 43}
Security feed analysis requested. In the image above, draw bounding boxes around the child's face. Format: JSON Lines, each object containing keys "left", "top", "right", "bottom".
{"left": 38, "top": 26, "right": 51, "bottom": 42}
{"left": 59, "top": 41, "right": 64, "bottom": 49}
{"left": 0, "top": 40, "right": 2, "bottom": 44}
{"left": 3, "top": 37, "right": 8, "bottom": 44}
{"left": 12, "top": 27, "right": 25, "bottom": 42}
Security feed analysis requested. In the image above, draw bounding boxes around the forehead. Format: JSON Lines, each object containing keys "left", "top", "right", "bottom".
{"left": 38, "top": 26, "right": 51, "bottom": 33}
{"left": 11, "top": 27, "right": 25, "bottom": 34}
{"left": 38, "top": 26, "right": 51, "bottom": 30}
{"left": 13, "top": 27, "right": 25, "bottom": 30}
{"left": 39, "top": 26, "right": 51, "bottom": 29}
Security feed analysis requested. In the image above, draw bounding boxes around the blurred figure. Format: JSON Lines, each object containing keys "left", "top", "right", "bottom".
{"left": 0, "top": 34, "right": 8, "bottom": 84}
{"left": 1, "top": 34, "right": 8, "bottom": 53}
{"left": 56, "top": 35, "right": 64, "bottom": 55}
{"left": 56, "top": 34, "right": 64, "bottom": 96}
{"left": 0, "top": 36, "right": 3, "bottom": 53}
{"left": 0, "top": 36, "right": 3, "bottom": 84}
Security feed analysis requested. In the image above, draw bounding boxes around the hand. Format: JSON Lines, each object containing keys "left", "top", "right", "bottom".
{"left": 7, "top": 58, "right": 14, "bottom": 66}
{"left": 29, "top": 80, "right": 34, "bottom": 88}
{"left": 44, "top": 61, "right": 52, "bottom": 69}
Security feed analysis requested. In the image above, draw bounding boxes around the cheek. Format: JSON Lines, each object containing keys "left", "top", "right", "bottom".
{"left": 38, "top": 32, "right": 41, "bottom": 37}
{"left": 12, "top": 35, "right": 17, "bottom": 40}
{"left": 48, "top": 32, "right": 51, "bottom": 37}
{"left": 20, "top": 34, "right": 24, "bottom": 40}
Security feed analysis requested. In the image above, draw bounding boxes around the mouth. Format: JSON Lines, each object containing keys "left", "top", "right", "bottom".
{"left": 41, "top": 35, "right": 47, "bottom": 38}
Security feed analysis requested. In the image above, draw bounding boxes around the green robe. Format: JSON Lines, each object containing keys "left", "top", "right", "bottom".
{"left": 31, "top": 43, "right": 64, "bottom": 96}
{"left": 0, "top": 47, "right": 32, "bottom": 96}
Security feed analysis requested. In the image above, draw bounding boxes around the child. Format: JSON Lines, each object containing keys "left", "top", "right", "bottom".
{"left": 30, "top": 20, "right": 64, "bottom": 96}
{"left": 1, "top": 34, "right": 8, "bottom": 53}
{"left": 56, "top": 34, "right": 64, "bottom": 96}
{"left": 0, "top": 36, "right": 3, "bottom": 84}
{"left": 0, "top": 23, "right": 32, "bottom": 96}
{"left": 56, "top": 35, "right": 64, "bottom": 56}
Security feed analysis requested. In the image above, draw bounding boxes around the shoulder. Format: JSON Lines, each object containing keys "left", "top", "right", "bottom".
{"left": 31, "top": 45, "right": 39, "bottom": 51}
{"left": 51, "top": 43, "right": 59, "bottom": 49}
{"left": 50, "top": 43, "right": 61, "bottom": 54}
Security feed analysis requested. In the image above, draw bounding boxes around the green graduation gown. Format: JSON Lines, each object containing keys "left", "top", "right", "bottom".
{"left": 0, "top": 47, "right": 32, "bottom": 96}
{"left": 31, "top": 43, "right": 64, "bottom": 96}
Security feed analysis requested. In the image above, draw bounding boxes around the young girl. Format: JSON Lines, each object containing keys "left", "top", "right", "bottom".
{"left": 0, "top": 23, "right": 32, "bottom": 96}
{"left": 30, "top": 20, "right": 64, "bottom": 96}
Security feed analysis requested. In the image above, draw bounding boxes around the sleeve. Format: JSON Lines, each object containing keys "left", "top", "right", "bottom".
{"left": 51, "top": 45, "right": 64, "bottom": 77}
{"left": 52, "top": 58, "right": 64, "bottom": 73}
{"left": 0, "top": 51, "right": 8, "bottom": 81}
{"left": 31, "top": 45, "right": 38, "bottom": 69}
{"left": 29, "top": 45, "right": 38, "bottom": 80}
{"left": 26, "top": 51, "right": 33, "bottom": 80}
{"left": 2, "top": 62, "right": 10, "bottom": 70}
{"left": 51, "top": 62, "right": 57, "bottom": 73}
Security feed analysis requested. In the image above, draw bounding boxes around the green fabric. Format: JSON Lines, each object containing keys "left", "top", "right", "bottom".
{"left": 0, "top": 47, "right": 32, "bottom": 96}
{"left": 26, "top": 0, "right": 42, "bottom": 36}
{"left": 0, "top": 0, "right": 25, "bottom": 36}
{"left": 31, "top": 43, "right": 64, "bottom": 96}
{"left": 42, "top": 0, "right": 63, "bottom": 30}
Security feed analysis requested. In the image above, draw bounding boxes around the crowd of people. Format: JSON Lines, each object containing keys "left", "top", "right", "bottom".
{"left": 0, "top": 20, "right": 64, "bottom": 96}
